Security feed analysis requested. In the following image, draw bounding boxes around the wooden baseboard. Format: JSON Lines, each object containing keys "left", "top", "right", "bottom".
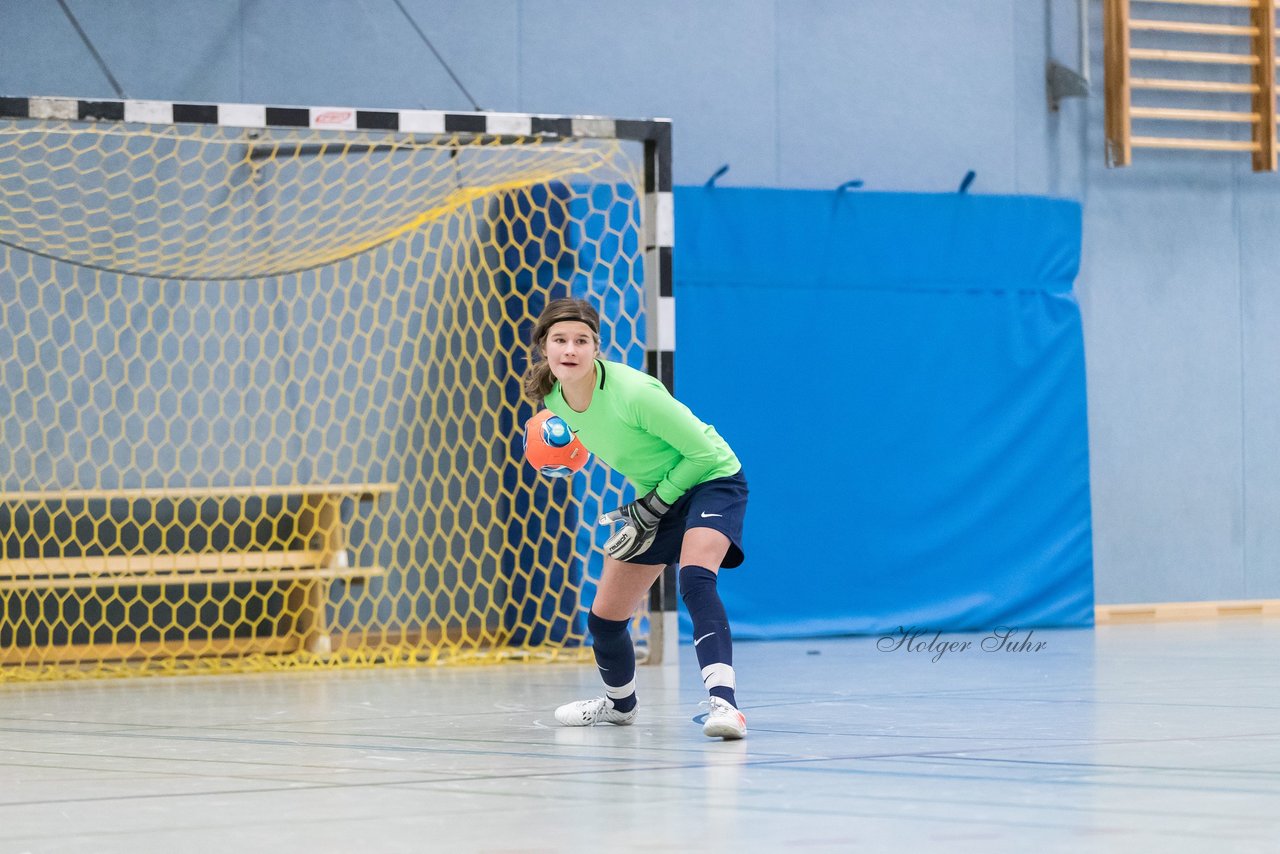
{"left": 1096, "top": 599, "right": 1280, "bottom": 624}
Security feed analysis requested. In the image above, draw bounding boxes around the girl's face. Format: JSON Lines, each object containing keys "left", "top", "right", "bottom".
{"left": 543, "top": 320, "right": 599, "bottom": 386}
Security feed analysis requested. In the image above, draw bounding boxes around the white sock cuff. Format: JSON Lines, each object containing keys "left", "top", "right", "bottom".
{"left": 605, "top": 679, "right": 636, "bottom": 700}
{"left": 701, "top": 662, "right": 736, "bottom": 691}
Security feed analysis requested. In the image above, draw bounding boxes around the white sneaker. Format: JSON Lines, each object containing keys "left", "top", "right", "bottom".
{"left": 554, "top": 697, "right": 637, "bottom": 727}
{"left": 702, "top": 697, "right": 747, "bottom": 740}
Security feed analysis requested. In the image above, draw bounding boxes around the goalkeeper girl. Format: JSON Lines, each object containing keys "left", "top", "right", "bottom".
{"left": 523, "top": 298, "right": 749, "bottom": 739}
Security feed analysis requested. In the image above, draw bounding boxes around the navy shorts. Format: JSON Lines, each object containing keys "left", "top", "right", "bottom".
{"left": 631, "top": 468, "right": 748, "bottom": 569}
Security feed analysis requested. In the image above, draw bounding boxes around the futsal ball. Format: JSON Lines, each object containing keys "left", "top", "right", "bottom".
{"left": 524, "top": 410, "right": 590, "bottom": 477}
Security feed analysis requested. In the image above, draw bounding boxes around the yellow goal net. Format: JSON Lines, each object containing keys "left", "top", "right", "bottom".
{"left": 0, "top": 97, "right": 672, "bottom": 682}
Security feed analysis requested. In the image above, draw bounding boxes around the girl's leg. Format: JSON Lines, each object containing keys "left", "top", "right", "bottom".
{"left": 678, "top": 527, "right": 736, "bottom": 705}
{"left": 592, "top": 556, "right": 667, "bottom": 621}
{"left": 679, "top": 527, "right": 747, "bottom": 738}
{"left": 588, "top": 557, "right": 666, "bottom": 710}
{"left": 554, "top": 557, "right": 663, "bottom": 726}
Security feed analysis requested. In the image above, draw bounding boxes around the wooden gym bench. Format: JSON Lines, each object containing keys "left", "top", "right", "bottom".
{"left": 0, "top": 482, "right": 395, "bottom": 659}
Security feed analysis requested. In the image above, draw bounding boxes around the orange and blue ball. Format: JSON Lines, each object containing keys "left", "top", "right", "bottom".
{"left": 524, "top": 410, "right": 591, "bottom": 477}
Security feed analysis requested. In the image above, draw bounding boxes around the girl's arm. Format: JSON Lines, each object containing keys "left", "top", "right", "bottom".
{"left": 627, "top": 379, "right": 724, "bottom": 504}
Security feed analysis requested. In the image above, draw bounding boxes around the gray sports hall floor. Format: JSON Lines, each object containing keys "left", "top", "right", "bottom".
{"left": 2, "top": 621, "right": 1278, "bottom": 853}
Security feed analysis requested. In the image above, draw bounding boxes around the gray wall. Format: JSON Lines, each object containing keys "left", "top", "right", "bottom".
{"left": 2, "top": 0, "right": 1275, "bottom": 606}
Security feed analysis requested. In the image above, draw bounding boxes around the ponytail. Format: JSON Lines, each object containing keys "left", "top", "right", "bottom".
{"left": 522, "top": 360, "right": 556, "bottom": 402}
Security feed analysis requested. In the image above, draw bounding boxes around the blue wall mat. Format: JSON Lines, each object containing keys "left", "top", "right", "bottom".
{"left": 675, "top": 187, "right": 1093, "bottom": 638}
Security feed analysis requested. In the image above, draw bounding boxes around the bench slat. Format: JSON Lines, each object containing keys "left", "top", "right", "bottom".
{"left": 2, "top": 550, "right": 327, "bottom": 576}
{"left": 0, "top": 564, "right": 385, "bottom": 591}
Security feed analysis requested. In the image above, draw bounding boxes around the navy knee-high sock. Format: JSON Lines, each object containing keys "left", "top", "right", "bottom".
{"left": 588, "top": 610, "right": 637, "bottom": 712}
{"left": 679, "top": 565, "right": 737, "bottom": 708}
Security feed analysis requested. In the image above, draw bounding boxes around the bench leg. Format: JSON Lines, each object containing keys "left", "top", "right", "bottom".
{"left": 299, "top": 580, "right": 332, "bottom": 655}
{"left": 292, "top": 494, "right": 345, "bottom": 654}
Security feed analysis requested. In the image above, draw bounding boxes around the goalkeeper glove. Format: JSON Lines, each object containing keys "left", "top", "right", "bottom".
{"left": 599, "top": 489, "right": 671, "bottom": 562}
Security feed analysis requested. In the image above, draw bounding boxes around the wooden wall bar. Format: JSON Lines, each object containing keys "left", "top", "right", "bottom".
{"left": 1105, "top": 0, "right": 1280, "bottom": 170}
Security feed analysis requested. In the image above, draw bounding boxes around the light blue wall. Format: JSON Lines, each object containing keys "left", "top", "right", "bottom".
{"left": 1075, "top": 6, "right": 1280, "bottom": 604}
{"left": 0, "top": 0, "right": 1076, "bottom": 191}
{"left": 1, "top": 0, "right": 1274, "bottom": 605}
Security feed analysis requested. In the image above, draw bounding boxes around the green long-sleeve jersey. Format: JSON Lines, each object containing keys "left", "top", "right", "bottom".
{"left": 545, "top": 359, "right": 740, "bottom": 504}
